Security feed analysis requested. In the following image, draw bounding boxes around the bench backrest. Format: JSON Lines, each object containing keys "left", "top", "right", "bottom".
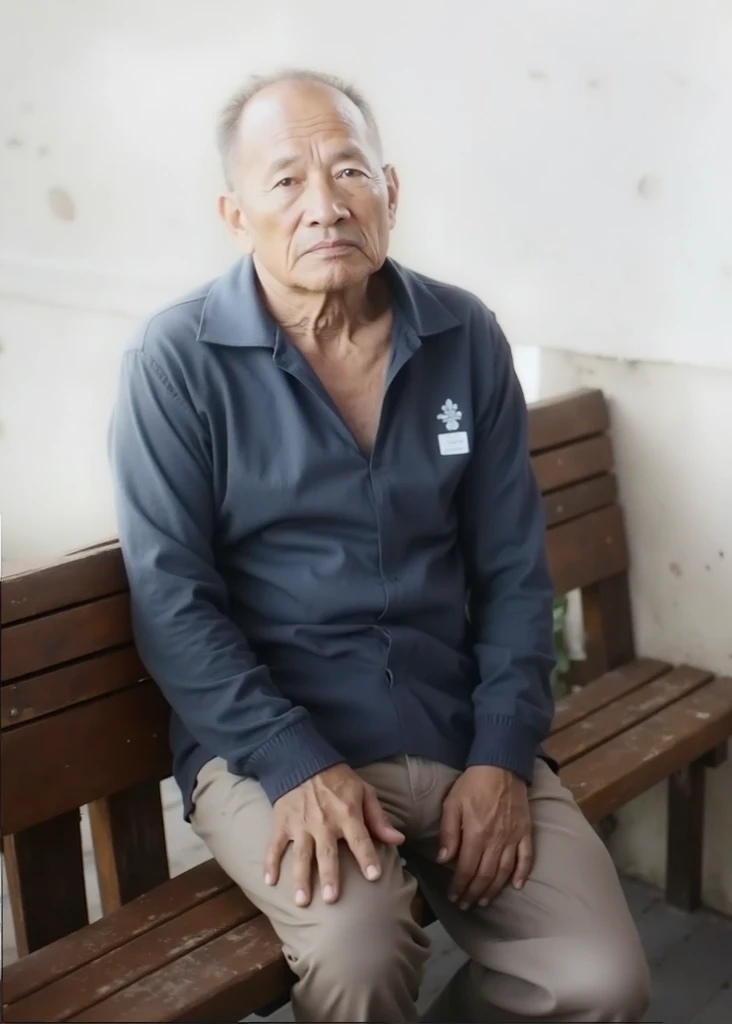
{"left": 1, "top": 387, "right": 631, "bottom": 953}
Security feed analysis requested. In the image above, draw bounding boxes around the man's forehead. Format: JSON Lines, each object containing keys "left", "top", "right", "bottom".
{"left": 236, "top": 81, "right": 371, "bottom": 160}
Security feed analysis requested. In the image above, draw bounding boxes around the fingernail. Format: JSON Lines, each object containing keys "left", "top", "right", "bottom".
{"left": 295, "top": 889, "right": 307, "bottom": 906}
{"left": 459, "top": 901, "right": 470, "bottom": 911}
{"left": 323, "top": 884, "right": 335, "bottom": 902}
{"left": 478, "top": 898, "right": 489, "bottom": 907}
{"left": 437, "top": 847, "right": 448, "bottom": 862}
{"left": 264, "top": 872, "right": 273, "bottom": 886}
{"left": 366, "top": 864, "right": 380, "bottom": 881}
{"left": 448, "top": 893, "right": 458, "bottom": 903}
{"left": 514, "top": 880, "right": 524, "bottom": 889}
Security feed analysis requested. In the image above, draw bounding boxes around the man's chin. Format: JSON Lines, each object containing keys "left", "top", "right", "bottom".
{"left": 297, "top": 258, "right": 371, "bottom": 293}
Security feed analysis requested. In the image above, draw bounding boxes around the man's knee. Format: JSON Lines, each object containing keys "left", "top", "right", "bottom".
{"left": 551, "top": 937, "right": 651, "bottom": 1022}
{"left": 292, "top": 898, "right": 430, "bottom": 1015}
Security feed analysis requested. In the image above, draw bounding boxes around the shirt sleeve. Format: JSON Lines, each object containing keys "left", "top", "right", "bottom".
{"left": 458, "top": 310, "right": 556, "bottom": 783}
{"left": 109, "top": 346, "right": 345, "bottom": 803}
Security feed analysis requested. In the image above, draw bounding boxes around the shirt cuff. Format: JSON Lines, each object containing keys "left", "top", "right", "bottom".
{"left": 243, "top": 718, "right": 346, "bottom": 804}
{"left": 467, "top": 715, "right": 542, "bottom": 784}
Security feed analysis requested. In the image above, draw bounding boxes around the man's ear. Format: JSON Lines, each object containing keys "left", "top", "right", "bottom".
{"left": 218, "top": 192, "right": 253, "bottom": 253}
{"left": 384, "top": 165, "right": 400, "bottom": 229}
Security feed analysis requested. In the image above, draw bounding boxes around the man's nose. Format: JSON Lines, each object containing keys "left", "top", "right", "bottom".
{"left": 303, "top": 178, "right": 350, "bottom": 227}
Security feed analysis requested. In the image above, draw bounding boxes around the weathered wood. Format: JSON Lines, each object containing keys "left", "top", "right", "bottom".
{"left": 1, "top": 546, "right": 127, "bottom": 626}
{"left": 3, "top": 812, "right": 88, "bottom": 956}
{"left": 666, "top": 758, "right": 706, "bottom": 911}
{"left": 542, "top": 473, "right": 617, "bottom": 528}
{"left": 545, "top": 666, "right": 713, "bottom": 766}
{"left": 546, "top": 504, "right": 629, "bottom": 596}
{"left": 562, "top": 677, "right": 732, "bottom": 822}
{"left": 6, "top": 889, "right": 260, "bottom": 1023}
{"left": 581, "top": 572, "right": 636, "bottom": 675}
{"left": 89, "top": 781, "right": 170, "bottom": 914}
{"left": 532, "top": 435, "right": 613, "bottom": 494}
{"left": 1, "top": 682, "right": 171, "bottom": 835}
{"left": 528, "top": 389, "right": 609, "bottom": 453}
{"left": 1, "top": 646, "right": 146, "bottom": 727}
{"left": 3, "top": 859, "right": 232, "bottom": 1006}
{"left": 551, "top": 659, "right": 671, "bottom": 733}
{"left": 2, "top": 593, "right": 133, "bottom": 682}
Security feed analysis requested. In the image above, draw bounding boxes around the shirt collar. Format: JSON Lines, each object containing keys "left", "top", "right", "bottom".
{"left": 196, "top": 256, "right": 461, "bottom": 348}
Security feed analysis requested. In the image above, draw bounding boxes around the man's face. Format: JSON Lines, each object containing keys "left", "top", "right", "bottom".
{"left": 220, "top": 81, "right": 398, "bottom": 293}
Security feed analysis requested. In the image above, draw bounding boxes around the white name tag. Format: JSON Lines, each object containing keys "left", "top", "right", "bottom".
{"left": 438, "top": 431, "right": 470, "bottom": 456}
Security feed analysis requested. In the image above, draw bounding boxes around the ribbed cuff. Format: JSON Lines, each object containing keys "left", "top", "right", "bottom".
{"left": 245, "top": 718, "right": 346, "bottom": 804}
{"left": 466, "top": 715, "right": 541, "bottom": 785}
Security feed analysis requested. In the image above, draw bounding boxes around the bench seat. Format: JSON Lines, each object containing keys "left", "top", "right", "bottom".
{"left": 4, "top": 658, "right": 730, "bottom": 1023}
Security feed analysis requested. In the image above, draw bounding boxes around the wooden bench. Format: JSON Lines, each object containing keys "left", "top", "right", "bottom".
{"left": 2, "top": 388, "right": 730, "bottom": 1023}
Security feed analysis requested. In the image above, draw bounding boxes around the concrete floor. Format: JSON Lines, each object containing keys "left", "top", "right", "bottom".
{"left": 2, "top": 783, "right": 731, "bottom": 1023}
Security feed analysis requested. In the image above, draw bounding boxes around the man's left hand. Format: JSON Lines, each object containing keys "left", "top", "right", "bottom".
{"left": 438, "top": 765, "right": 533, "bottom": 910}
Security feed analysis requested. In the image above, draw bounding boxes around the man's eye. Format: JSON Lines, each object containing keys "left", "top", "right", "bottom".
{"left": 275, "top": 177, "right": 296, "bottom": 188}
{"left": 340, "top": 168, "right": 365, "bottom": 178}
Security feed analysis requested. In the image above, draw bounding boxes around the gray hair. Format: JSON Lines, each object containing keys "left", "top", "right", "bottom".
{"left": 217, "top": 68, "right": 382, "bottom": 188}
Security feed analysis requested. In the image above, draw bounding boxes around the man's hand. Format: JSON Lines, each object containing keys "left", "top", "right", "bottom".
{"left": 264, "top": 764, "right": 405, "bottom": 908}
{"left": 438, "top": 765, "right": 533, "bottom": 910}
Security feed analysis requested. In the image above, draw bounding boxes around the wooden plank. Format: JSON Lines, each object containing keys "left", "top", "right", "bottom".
{"left": 528, "top": 389, "right": 609, "bottom": 454}
{"left": 3, "top": 812, "right": 88, "bottom": 956}
{"left": 562, "top": 676, "right": 732, "bottom": 823}
{"left": 6, "top": 889, "right": 260, "bottom": 1023}
{"left": 542, "top": 473, "right": 617, "bottom": 528}
{"left": 1, "top": 647, "right": 146, "bottom": 727}
{"left": 666, "top": 759, "right": 706, "bottom": 911}
{"left": 546, "top": 504, "right": 629, "bottom": 596}
{"left": 2, "top": 593, "right": 133, "bottom": 682}
{"left": 2, "top": 859, "right": 232, "bottom": 1005}
{"left": 70, "top": 914, "right": 291, "bottom": 1024}
{"left": 581, "top": 572, "right": 636, "bottom": 676}
{"left": 90, "top": 781, "right": 170, "bottom": 914}
{"left": 1, "top": 546, "right": 127, "bottom": 626}
{"left": 545, "top": 665, "right": 713, "bottom": 766}
{"left": 1, "top": 682, "right": 172, "bottom": 835}
{"left": 551, "top": 658, "right": 671, "bottom": 733}
{"left": 532, "top": 435, "right": 613, "bottom": 495}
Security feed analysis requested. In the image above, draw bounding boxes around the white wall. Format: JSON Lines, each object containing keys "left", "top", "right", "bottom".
{"left": 1, "top": 1, "right": 730, "bottom": 908}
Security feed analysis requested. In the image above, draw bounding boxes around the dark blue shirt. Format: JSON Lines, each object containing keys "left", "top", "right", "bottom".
{"left": 109, "top": 257, "right": 556, "bottom": 818}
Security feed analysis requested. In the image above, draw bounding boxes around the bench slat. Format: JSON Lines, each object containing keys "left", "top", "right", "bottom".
{"left": 546, "top": 665, "right": 714, "bottom": 766}
{"left": 89, "top": 781, "right": 170, "bottom": 914}
{"left": 3, "top": 812, "right": 88, "bottom": 956}
{"left": 551, "top": 658, "right": 670, "bottom": 733}
{"left": 2, "top": 594, "right": 133, "bottom": 682}
{"left": 1, "top": 547, "right": 127, "bottom": 626}
{"left": 2, "top": 859, "right": 232, "bottom": 1005}
{"left": 1, "top": 646, "right": 146, "bottom": 728}
{"left": 546, "top": 504, "right": 629, "bottom": 596}
{"left": 532, "top": 435, "right": 613, "bottom": 495}
{"left": 564, "top": 676, "right": 732, "bottom": 822}
{"left": 2, "top": 682, "right": 171, "bottom": 835}
{"left": 71, "top": 913, "right": 289, "bottom": 1024}
{"left": 528, "top": 389, "right": 609, "bottom": 453}
{"left": 6, "top": 889, "right": 260, "bottom": 1023}
{"left": 542, "top": 473, "right": 617, "bottom": 528}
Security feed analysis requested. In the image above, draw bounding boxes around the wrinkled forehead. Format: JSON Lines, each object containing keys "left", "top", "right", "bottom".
{"left": 234, "top": 81, "right": 377, "bottom": 174}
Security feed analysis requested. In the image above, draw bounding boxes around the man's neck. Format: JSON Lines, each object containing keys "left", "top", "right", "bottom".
{"left": 253, "top": 260, "right": 390, "bottom": 355}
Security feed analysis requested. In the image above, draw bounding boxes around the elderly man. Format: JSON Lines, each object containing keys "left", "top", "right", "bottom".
{"left": 109, "top": 70, "right": 650, "bottom": 1023}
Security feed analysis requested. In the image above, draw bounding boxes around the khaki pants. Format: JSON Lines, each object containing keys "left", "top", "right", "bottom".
{"left": 191, "top": 756, "right": 650, "bottom": 1023}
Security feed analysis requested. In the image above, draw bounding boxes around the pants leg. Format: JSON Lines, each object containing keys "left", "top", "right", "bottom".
{"left": 411, "top": 758, "right": 651, "bottom": 1023}
{"left": 190, "top": 757, "right": 430, "bottom": 1024}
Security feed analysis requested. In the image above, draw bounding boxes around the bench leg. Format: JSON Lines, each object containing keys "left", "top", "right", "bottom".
{"left": 666, "top": 744, "right": 727, "bottom": 912}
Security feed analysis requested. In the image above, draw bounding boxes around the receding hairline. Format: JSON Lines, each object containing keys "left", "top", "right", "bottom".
{"left": 217, "top": 69, "right": 383, "bottom": 187}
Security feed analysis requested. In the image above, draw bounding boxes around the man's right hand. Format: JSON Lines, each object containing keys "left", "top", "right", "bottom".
{"left": 264, "top": 764, "right": 405, "bottom": 907}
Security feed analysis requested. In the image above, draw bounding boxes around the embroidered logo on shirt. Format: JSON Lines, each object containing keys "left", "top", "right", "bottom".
{"left": 436, "top": 399, "right": 469, "bottom": 455}
{"left": 437, "top": 399, "right": 462, "bottom": 431}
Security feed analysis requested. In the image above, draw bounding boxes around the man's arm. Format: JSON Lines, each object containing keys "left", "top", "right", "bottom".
{"left": 438, "top": 308, "right": 555, "bottom": 909}
{"left": 460, "top": 310, "right": 555, "bottom": 780}
{"left": 109, "top": 346, "right": 345, "bottom": 804}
